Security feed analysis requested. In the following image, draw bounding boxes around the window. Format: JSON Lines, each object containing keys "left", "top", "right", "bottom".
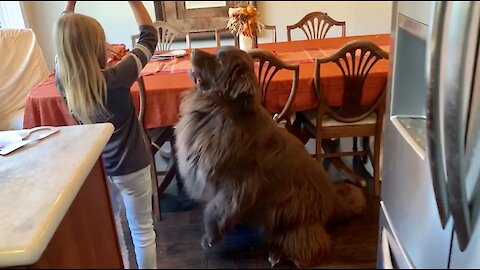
{"left": 0, "top": 1, "right": 26, "bottom": 29}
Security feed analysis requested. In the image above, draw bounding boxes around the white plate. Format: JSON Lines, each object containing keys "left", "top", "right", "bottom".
{"left": 152, "top": 49, "right": 187, "bottom": 59}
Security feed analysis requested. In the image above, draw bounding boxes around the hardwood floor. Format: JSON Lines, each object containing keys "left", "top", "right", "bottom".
{"left": 148, "top": 196, "right": 380, "bottom": 269}
{"left": 121, "top": 139, "right": 381, "bottom": 269}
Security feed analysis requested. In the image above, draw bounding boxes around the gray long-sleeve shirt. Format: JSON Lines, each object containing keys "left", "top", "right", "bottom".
{"left": 56, "top": 24, "right": 158, "bottom": 176}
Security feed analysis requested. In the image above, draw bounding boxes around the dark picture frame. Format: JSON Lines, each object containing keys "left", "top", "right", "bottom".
{"left": 154, "top": 1, "right": 256, "bottom": 33}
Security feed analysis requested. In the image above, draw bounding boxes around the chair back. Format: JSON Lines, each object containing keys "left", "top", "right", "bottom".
{"left": 215, "top": 25, "right": 276, "bottom": 48}
{"left": 186, "top": 30, "right": 214, "bottom": 49}
{"left": 248, "top": 49, "right": 299, "bottom": 125}
{"left": 287, "top": 11, "right": 346, "bottom": 41}
{"left": 131, "top": 21, "right": 191, "bottom": 51}
{"left": 215, "top": 28, "right": 239, "bottom": 47}
{"left": 253, "top": 24, "right": 277, "bottom": 47}
{"left": 137, "top": 76, "right": 147, "bottom": 127}
{"left": 264, "top": 25, "right": 277, "bottom": 43}
{"left": 135, "top": 75, "right": 164, "bottom": 221}
{"left": 314, "top": 40, "right": 389, "bottom": 122}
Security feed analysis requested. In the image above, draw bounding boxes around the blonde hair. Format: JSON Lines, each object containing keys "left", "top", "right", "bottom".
{"left": 54, "top": 13, "right": 108, "bottom": 124}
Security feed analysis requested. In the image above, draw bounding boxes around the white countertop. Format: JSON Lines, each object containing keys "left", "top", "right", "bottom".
{"left": 0, "top": 123, "right": 114, "bottom": 267}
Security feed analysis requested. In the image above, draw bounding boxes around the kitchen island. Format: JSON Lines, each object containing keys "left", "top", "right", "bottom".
{"left": 0, "top": 123, "right": 123, "bottom": 268}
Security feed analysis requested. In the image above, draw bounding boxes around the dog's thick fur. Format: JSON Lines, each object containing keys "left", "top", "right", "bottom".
{"left": 175, "top": 46, "right": 366, "bottom": 268}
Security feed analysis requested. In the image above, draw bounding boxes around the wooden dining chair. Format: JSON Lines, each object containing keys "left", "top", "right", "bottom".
{"left": 264, "top": 25, "right": 277, "bottom": 43}
{"left": 131, "top": 21, "right": 191, "bottom": 50}
{"left": 215, "top": 28, "right": 239, "bottom": 47}
{"left": 253, "top": 24, "right": 277, "bottom": 47}
{"left": 186, "top": 29, "right": 216, "bottom": 49}
{"left": 136, "top": 75, "right": 178, "bottom": 221}
{"left": 287, "top": 11, "right": 346, "bottom": 41}
{"left": 248, "top": 49, "right": 299, "bottom": 130}
{"left": 215, "top": 25, "right": 276, "bottom": 48}
{"left": 297, "top": 40, "right": 388, "bottom": 196}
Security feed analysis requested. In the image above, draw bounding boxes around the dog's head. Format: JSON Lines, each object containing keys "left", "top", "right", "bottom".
{"left": 189, "top": 46, "right": 257, "bottom": 100}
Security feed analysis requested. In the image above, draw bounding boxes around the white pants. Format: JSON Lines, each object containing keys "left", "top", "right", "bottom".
{"left": 109, "top": 165, "right": 157, "bottom": 269}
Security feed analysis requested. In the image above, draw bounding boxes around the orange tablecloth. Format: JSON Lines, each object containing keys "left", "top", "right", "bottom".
{"left": 23, "top": 34, "right": 390, "bottom": 129}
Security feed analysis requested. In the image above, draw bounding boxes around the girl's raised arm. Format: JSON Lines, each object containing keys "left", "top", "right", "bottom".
{"left": 128, "top": 1, "right": 153, "bottom": 26}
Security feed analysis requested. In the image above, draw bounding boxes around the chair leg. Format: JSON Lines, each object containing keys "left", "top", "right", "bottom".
{"left": 158, "top": 132, "right": 180, "bottom": 195}
{"left": 352, "top": 137, "right": 363, "bottom": 173}
{"left": 320, "top": 139, "right": 340, "bottom": 170}
{"left": 322, "top": 141, "right": 365, "bottom": 188}
{"left": 141, "top": 128, "right": 162, "bottom": 222}
{"left": 150, "top": 153, "right": 162, "bottom": 222}
{"left": 291, "top": 118, "right": 311, "bottom": 145}
{"left": 315, "top": 134, "right": 323, "bottom": 161}
{"left": 158, "top": 159, "right": 177, "bottom": 194}
{"left": 353, "top": 137, "right": 358, "bottom": 152}
{"left": 170, "top": 132, "right": 183, "bottom": 193}
{"left": 363, "top": 136, "right": 372, "bottom": 164}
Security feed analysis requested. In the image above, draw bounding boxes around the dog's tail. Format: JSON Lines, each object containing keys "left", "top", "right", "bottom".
{"left": 328, "top": 182, "right": 367, "bottom": 224}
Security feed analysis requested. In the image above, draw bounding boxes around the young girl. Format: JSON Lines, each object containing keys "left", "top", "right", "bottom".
{"left": 54, "top": 1, "right": 158, "bottom": 268}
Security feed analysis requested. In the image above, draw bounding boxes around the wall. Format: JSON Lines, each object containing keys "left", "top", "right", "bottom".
{"left": 22, "top": 1, "right": 156, "bottom": 71}
{"left": 0, "top": 1, "right": 26, "bottom": 28}
{"left": 22, "top": 1, "right": 393, "bottom": 72}
{"left": 256, "top": 1, "right": 393, "bottom": 42}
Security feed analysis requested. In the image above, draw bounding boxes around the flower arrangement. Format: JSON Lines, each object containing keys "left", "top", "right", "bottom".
{"left": 227, "top": 4, "right": 264, "bottom": 38}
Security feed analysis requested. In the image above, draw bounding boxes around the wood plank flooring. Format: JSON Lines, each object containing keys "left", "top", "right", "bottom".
{"left": 151, "top": 194, "right": 380, "bottom": 269}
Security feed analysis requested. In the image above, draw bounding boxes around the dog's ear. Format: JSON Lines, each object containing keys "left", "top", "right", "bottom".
{"left": 190, "top": 49, "right": 219, "bottom": 91}
{"left": 235, "top": 91, "right": 257, "bottom": 116}
{"left": 230, "top": 71, "right": 257, "bottom": 98}
{"left": 215, "top": 47, "right": 258, "bottom": 99}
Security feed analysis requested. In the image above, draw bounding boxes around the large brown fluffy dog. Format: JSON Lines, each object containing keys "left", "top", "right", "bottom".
{"left": 175, "top": 46, "right": 366, "bottom": 268}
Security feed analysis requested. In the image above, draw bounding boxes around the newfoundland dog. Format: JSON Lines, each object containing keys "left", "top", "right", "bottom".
{"left": 175, "top": 46, "right": 366, "bottom": 268}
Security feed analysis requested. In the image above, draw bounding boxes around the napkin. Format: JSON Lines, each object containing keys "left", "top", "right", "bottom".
{"left": 0, "top": 126, "right": 60, "bottom": 155}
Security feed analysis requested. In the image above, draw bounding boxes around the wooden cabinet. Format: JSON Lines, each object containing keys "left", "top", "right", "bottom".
{"left": 0, "top": 124, "right": 122, "bottom": 269}
{"left": 26, "top": 160, "right": 123, "bottom": 269}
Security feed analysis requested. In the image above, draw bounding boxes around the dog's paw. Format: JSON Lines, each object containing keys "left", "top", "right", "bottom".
{"left": 268, "top": 251, "right": 285, "bottom": 268}
{"left": 201, "top": 234, "right": 213, "bottom": 249}
{"left": 201, "top": 231, "right": 222, "bottom": 250}
{"left": 202, "top": 207, "right": 223, "bottom": 249}
{"left": 268, "top": 250, "right": 288, "bottom": 268}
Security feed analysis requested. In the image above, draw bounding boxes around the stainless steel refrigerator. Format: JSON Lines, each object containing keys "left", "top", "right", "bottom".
{"left": 377, "top": 1, "right": 480, "bottom": 268}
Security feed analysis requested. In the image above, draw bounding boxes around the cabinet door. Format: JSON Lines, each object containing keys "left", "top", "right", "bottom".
{"left": 30, "top": 160, "right": 123, "bottom": 268}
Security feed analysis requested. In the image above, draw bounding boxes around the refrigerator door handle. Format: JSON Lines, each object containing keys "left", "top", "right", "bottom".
{"left": 443, "top": 1, "right": 480, "bottom": 252}
{"left": 426, "top": 1, "right": 450, "bottom": 228}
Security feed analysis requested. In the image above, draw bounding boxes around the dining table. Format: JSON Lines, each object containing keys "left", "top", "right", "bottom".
{"left": 23, "top": 33, "right": 390, "bottom": 130}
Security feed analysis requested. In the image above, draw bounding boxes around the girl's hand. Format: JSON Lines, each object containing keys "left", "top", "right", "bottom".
{"left": 63, "top": 1, "right": 76, "bottom": 14}
{"left": 128, "top": 1, "right": 153, "bottom": 26}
